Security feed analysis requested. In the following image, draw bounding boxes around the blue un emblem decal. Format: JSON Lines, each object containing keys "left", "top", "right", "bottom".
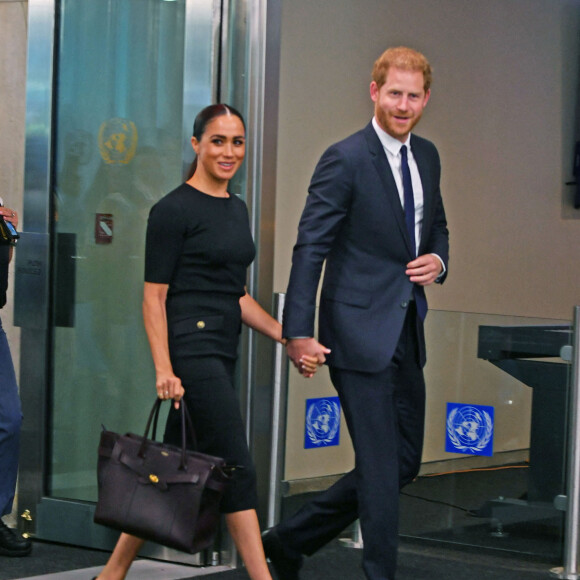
{"left": 445, "top": 402, "right": 494, "bottom": 457}
{"left": 304, "top": 397, "right": 341, "bottom": 449}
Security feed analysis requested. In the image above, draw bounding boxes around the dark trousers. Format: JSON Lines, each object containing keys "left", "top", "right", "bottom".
{"left": 0, "top": 316, "right": 22, "bottom": 517}
{"left": 276, "top": 306, "right": 426, "bottom": 580}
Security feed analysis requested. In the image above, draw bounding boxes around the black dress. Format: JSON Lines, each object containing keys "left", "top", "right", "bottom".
{"left": 145, "top": 183, "right": 257, "bottom": 512}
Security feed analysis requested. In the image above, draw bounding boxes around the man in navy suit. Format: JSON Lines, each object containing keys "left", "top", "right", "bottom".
{"left": 263, "top": 47, "right": 449, "bottom": 580}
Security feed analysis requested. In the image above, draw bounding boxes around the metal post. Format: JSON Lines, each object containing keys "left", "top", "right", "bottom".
{"left": 552, "top": 306, "right": 580, "bottom": 579}
{"left": 267, "top": 293, "right": 289, "bottom": 529}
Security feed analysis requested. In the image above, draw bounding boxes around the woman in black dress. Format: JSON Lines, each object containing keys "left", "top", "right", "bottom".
{"left": 95, "top": 104, "right": 318, "bottom": 580}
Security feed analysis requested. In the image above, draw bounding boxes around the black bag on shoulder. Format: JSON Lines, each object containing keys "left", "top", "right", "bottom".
{"left": 94, "top": 398, "right": 232, "bottom": 554}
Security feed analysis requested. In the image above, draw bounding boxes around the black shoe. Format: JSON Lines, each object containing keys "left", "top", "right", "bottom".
{"left": 262, "top": 528, "right": 303, "bottom": 580}
{"left": 0, "top": 519, "right": 32, "bottom": 557}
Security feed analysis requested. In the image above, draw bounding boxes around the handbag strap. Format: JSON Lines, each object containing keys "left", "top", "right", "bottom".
{"left": 180, "top": 401, "right": 200, "bottom": 451}
{"left": 139, "top": 398, "right": 199, "bottom": 470}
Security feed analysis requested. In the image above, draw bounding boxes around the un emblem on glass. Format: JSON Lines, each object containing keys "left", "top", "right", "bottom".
{"left": 304, "top": 397, "right": 341, "bottom": 449}
{"left": 445, "top": 402, "right": 494, "bottom": 457}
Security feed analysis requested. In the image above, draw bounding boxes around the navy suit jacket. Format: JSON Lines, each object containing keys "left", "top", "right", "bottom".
{"left": 283, "top": 122, "right": 449, "bottom": 372}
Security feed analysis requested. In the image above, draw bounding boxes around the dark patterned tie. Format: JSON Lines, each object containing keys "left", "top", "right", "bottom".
{"left": 400, "top": 145, "right": 427, "bottom": 321}
{"left": 400, "top": 145, "right": 416, "bottom": 255}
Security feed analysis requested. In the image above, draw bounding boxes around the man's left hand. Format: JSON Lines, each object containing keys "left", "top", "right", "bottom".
{"left": 406, "top": 254, "right": 442, "bottom": 286}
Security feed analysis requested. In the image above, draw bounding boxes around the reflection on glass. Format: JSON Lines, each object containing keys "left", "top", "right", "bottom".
{"left": 399, "top": 311, "right": 571, "bottom": 561}
{"left": 51, "top": 0, "right": 186, "bottom": 502}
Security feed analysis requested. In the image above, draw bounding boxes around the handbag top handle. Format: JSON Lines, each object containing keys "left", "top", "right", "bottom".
{"left": 139, "top": 399, "right": 199, "bottom": 471}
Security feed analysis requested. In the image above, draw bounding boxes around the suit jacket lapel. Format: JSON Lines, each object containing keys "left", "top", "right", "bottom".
{"left": 363, "top": 124, "right": 414, "bottom": 255}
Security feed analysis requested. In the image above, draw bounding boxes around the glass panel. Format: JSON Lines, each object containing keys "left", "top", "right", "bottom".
{"left": 399, "top": 310, "right": 571, "bottom": 561}
{"left": 220, "top": 0, "right": 249, "bottom": 202}
{"left": 50, "top": 0, "right": 187, "bottom": 502}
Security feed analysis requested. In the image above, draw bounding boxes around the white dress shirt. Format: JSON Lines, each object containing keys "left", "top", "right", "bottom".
{"left": 371, "top": 117, "right": 446, "bottom": 276}
{"left": 371, "top": 117, "right": 423, "bottom": 252}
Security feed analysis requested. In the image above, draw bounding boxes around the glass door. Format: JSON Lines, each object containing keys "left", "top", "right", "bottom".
{"left": 33, "top": 0, "right": 222, "bottom": 557}
{"left": 51, "top": 0, "right": 187, "bottom": 502}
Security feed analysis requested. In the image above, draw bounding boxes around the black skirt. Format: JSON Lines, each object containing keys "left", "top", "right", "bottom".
{"left": 163, "top": 356, "right": 258, "bottom": 513}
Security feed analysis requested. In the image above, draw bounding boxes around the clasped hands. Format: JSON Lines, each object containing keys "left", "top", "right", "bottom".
{"left": 285, "top": 338, "right": 330, "bottom": 378}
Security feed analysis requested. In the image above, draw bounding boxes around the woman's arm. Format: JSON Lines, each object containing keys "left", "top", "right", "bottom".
{"left": 143, "top": 282, "right": 184, "bottom": 405}
{"left": 239, "top": 291, "right": 284, "bottom": 343}
{"left": 239, "top": 290, "right": 319, "bottom": 376}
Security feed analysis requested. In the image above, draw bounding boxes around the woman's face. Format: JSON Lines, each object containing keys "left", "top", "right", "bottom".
{"left": 192, "top": 114, "right": 246, "bottom": 183}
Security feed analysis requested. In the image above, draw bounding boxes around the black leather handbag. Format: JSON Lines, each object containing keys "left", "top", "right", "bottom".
{"left": 94, "top": 398, "right": 232, "bottom": 554}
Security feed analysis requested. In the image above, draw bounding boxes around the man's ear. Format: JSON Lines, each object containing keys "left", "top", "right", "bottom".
{"left": 370, "top": 81, "right": 379, "bottom": 103}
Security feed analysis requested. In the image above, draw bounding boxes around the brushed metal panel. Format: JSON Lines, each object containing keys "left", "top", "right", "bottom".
{"left": 13, "top": 232, "right": 49, "bottom": 329}
{"left": 16, "top": 0, "right": 55, "bottom": 527}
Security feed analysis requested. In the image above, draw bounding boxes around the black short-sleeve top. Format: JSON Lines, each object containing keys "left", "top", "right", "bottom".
{"left": 145, "top": 183, "right": 256, "bottom": 323}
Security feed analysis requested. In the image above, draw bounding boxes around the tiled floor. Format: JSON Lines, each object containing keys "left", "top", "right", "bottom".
{"left": 0, "top": 536, "right": 560, "bottom": 580}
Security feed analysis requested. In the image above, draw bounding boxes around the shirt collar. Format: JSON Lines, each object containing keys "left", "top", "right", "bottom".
{"left": 372, "top": 116, "right": 411, "bottom": 156}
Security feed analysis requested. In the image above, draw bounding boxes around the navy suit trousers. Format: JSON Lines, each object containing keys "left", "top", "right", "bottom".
{"left": 276, "top": 305, "right": 426, "bottom": 580}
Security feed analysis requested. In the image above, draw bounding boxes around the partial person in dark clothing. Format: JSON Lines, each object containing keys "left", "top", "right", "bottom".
{"left": 0, "top": 202, "right": 31, "bottom": 558}
{"left": 94, "top": 105, "right": 319, "bottom": 580}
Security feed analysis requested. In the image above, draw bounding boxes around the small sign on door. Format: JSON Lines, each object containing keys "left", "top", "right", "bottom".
{"left": 95, "top": 213, "right": 113, "bottom": 244}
